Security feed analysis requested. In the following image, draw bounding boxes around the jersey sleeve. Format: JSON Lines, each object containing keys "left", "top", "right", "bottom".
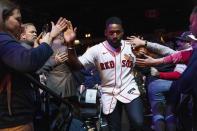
{"left": 163, "top": 50, "right": 192, "bottom": 64}
{"left": 159, "top": 71, "right": 181, "bottom": 80}
{"left": 78, "top": 45, "right": 98, "bottom": 69}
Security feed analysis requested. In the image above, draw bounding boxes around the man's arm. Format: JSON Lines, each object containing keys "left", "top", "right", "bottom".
{"left": 0, "top": 33, "right": 53, "bottom": 72}
{"left": 146, "top": 41, "right": 175, "bottom": 55}
{"left": 126, "top": 36, "right": 175, "bottom": 55}
{"left": 136, "top": 50, "right": 193, "bottom": 67}
{"left": 63, "top": 20, "right": 84, "bottom": 70}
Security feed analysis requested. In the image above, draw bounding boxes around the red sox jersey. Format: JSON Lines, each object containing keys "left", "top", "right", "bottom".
{"left": 78, "top": 40, "right": 140, "bottom": 114}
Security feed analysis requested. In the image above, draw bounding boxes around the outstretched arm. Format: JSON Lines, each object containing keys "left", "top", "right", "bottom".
{"left": 150, "top": 67, "right": 182, "bottom": 80}
{"left": 126, "top": 36, "right": 175, "bottom": 55}
{"left": 0, "top": 33, "right": 53, "bottom": 72}
{"left": 63, "top": 20, "right": 84, "bottom": 70}
{"left": 136, "top": 49, "right": 192, "bottom": 67}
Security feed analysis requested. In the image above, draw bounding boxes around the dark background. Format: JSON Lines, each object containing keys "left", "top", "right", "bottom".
{"left": 14, "top": 0, "right": 196, "bottom": 39}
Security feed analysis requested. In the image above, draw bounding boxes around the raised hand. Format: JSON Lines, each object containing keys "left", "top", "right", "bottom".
{"left": 136, "top": 54, "right": 157, "bottom": 67}
{"left": 54, "top": 52, "right": 68, "bottom": 64}
{"left": 64, "top": 20, "right": 76, "bottom": 46}
{"left": 50, "top": 17, "right": 67, "bottom": 40}
{"left": 126, "top": 36, "right": 146, "bottom": 49}
{"left": 39, "top": 33, "right": 51, "bottom": 45}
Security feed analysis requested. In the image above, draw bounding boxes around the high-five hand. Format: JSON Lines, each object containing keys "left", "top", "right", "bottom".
{"left": 136, "top": 54, "right": 157, "bottom": 67}
{"left": 64, "top": 20, "right": 76, "bottom": 45}
{"left": 126, "top": 36, "right": 146, "bottom": 49}
{"left": 50, "top": 17, "right": 67, "bottom": 40}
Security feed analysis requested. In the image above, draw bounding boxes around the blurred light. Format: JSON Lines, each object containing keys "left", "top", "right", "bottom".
{"left": 74, "top": 39, "right": 80, "bottom": 45}
{"left": 85, "top": 33, "right": 91, "bottom": 38}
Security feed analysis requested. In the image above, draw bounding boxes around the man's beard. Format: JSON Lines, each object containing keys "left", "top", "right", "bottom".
{"left": 107, "top": 38, "right": 121, "bottom": 49}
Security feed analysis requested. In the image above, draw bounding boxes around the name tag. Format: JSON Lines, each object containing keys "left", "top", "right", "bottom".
{"left": 85, "top": 89, "right": 97, "bottom": 104}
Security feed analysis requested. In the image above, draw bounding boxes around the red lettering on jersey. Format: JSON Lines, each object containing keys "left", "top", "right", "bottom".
{"left": 104, "top": 62, "right": 110, "bottom": 69}
{"left": 122, "top": 60, "right": 132, "bottom": 68}
{"left": 126, "top": 60, "right": 132, "bottom": 67}
{"left": 100, "top": 61, "right": 115, "bottom": 70}
{"left": 109, "top": 61, "right": 115, "bottom": 68}
{"left": 100, "top": 63, "right": 105, "bottom": 70}
{"left": 122, "top": 60, "right": 126, "bottom": 67}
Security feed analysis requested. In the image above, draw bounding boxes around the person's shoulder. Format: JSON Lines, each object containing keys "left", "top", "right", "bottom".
{"left": 88, "top": 42, "right": 104, "bottom": 50}
{"left": 0, "top": 32, "right": 15, "bottom": 42}
{"left": 122, "top": 40, "right": 129, "bottom": 46}
{"left": 121, "top": 40, "right": 132, "bottom": 50}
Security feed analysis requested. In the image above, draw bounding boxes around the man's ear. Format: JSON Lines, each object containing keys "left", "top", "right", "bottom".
{"left": 20, "top": 33, "right": 26, "bottom": 40}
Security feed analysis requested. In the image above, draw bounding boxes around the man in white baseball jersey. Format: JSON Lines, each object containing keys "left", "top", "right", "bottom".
{"left": 65, "top": 17, "right": 144, "bottom": 131}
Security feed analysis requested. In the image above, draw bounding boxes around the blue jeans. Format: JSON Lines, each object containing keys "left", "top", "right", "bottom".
{"left": 105, "top": 97, "right": 143, "bottom": 131}
{"left": 148, "top": 79, "right": 172, "bottom": 122}
{"left": 148, "top": 79, "right": 172, "bottom": 108}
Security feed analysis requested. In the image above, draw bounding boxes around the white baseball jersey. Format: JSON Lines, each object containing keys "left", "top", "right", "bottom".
{"left": 78, "top": 40, "right": 140, "bottom": 114}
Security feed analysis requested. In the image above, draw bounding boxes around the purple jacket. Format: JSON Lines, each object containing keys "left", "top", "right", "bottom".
{"left": 0, "top": 32, "right": 53, "bottom": 128}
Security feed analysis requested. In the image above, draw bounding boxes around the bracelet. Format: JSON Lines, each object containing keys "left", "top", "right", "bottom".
{"left": 144, "top": 40, "right": 148, "bottom": 47}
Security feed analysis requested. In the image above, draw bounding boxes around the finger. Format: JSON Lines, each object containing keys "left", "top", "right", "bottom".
{"left": 42, "top": 31, "right": 47, "bottom": 37}
{"left": 37, "top": 32, "right": 43, "bottom": 39}
{"left": 142, "top": 54, "right": 152, "bottom": 58}
{"left": 125, "top": 40, "right": 135, "bottom": 45}
{"left": 136, "top": 58, "right": 146, "bottom": 62}
{"left": 60, "top": 54, "right": 68, "bottom": 59}
{"left": 61, "top": 57, "right": 68, "bottom": 62}
{"left": 126, "top": 36, "right": 136, "bottom": 40}
{"left": 56, "top": 49, "right": 60, "bottom": 55}
{"left": 35, "top": 32, "right": 43, "bottom": 45}
{"left": 74, "top": 27, "right": 77, "bottom": 32}
{"left": 126, "top": 37, "right": 132, "bottom": 40}
{"left": 135, "top": 61, "right": 146, "bottom": 67}
{"left": 57, "top": 17, "right": 63, "bottom": 25}
{"left": 43, "top": 32, "right": 50, "bottom": 39}
{"left": 59, "top": 18, "right": 67, "bottom": 27}
{"left": 51, "top": 22, "right": 55, "bottom": 28}
{"left": 59, "top": 54, "right": 67, "bottom": 58}
{"left": 58, "top": 52, "right": 67, "bottom": 56}
{"left": 128, "top": 36, "right": 136, "bottom": 38}
{"left": 65, "top": 20, "right": 70, "bottom": 29}
{"left": 67, "top": 20, "right": 73, "bottom": 30}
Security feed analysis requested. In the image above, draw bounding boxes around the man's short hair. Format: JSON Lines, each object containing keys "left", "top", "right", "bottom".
{"left": 21, "top": 23, "right": 35, "bottom": 33}
{"left": 105, "top": 16, "right": 122, "bottom": 27}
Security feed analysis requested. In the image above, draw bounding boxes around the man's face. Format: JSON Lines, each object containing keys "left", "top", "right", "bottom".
{"left": 190, "top": 13, "right": 197, "bottom": 37}
{"left": 105, "top": 24, "right": 124, "bottom": 48}
{"left": 176, "top": 40, "right": 191, "bottom": 50}
{"left": 21, "top": 25, "right": 37, "bottom": 43}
